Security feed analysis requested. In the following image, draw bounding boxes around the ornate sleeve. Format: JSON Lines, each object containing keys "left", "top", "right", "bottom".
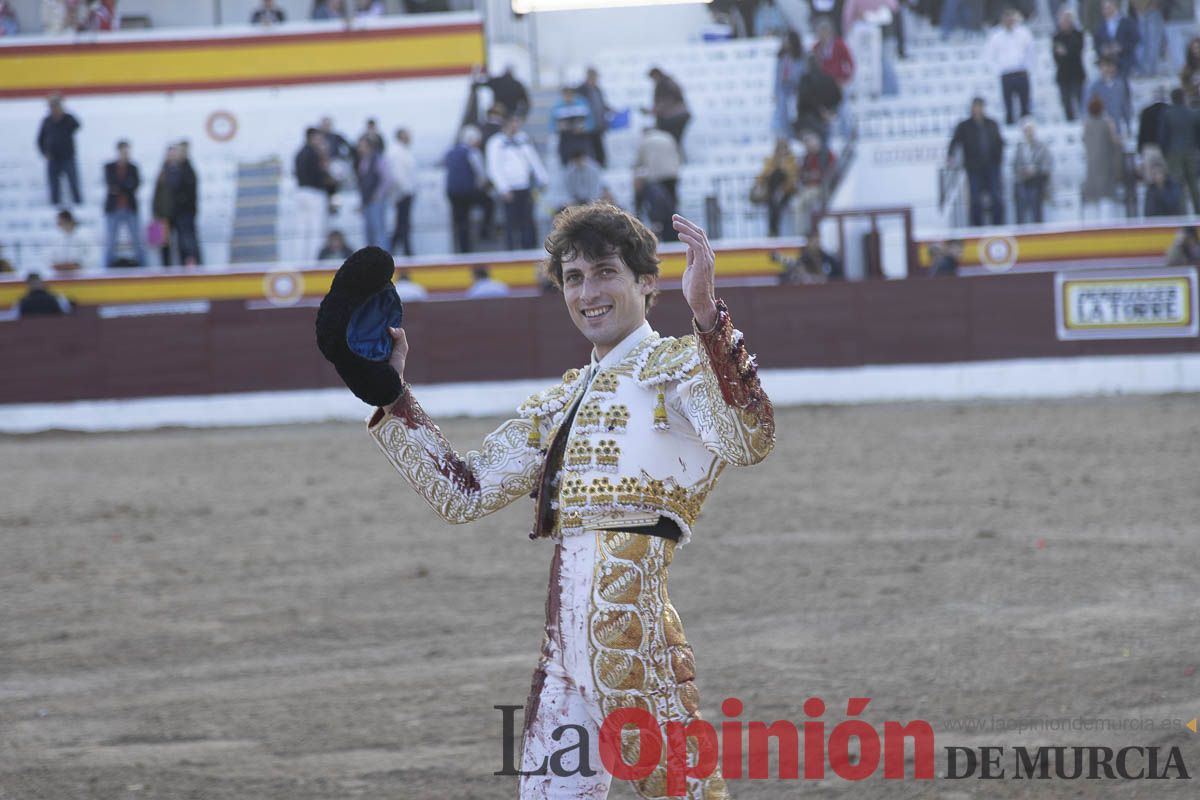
{"left": 674, "top": 298, "right": 776, "bottom": 467}
{"left": 367, "top": 389, "right": 543, "bottom": 524}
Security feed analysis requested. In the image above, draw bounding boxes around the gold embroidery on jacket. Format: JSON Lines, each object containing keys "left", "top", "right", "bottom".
{"left": 373, "top": 409, "right": 538, "bottom": 523}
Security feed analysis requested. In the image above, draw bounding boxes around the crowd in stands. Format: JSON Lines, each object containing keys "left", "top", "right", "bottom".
{"left": 6, "top": 0, "right": 1200, "bottom": 296}
{"left": 293, "top": 116, "right": 418, "bottom": 260}
{"left": 939, "top": 0, "right": 1200, "bottom": 227}
{"left": 27, "top": 93, "right": 205, "bottom": 272}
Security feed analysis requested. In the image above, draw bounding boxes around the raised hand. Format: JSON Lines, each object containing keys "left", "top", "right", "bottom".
{"left": 672, "top": 214, "right": 719, "bottom": 331}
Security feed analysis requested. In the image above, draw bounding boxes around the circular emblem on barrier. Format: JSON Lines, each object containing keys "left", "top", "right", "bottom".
{"left": 264, "top": 270, "right": 304, "bottom": 306}
{"left": 205, "top": 110, "right": 238, "bottom": 143}
{"left": 979, "top": 235, "right": 1018, "bottom": 273}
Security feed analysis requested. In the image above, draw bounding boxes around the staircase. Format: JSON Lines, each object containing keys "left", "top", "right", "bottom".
{"left": 229, "top": 158, "right": 282, "bottom": 264}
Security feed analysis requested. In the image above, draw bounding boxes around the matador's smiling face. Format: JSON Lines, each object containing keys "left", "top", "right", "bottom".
{"left": 561, "top": 252, "right": 656, "bottom": 361}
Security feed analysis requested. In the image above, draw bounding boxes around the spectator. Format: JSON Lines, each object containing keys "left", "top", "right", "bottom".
{"left": 37, "top": 94, "right": 82, "bottom": 207}
{"left": 644, "top": 67, "right": 691, "bottom": 147}
{"left": 797, "top": 131, "right": 837, "bottom": 233}
{"left": 809, "top": 0, "right": 843, "bottom": 34}
{"left": 941, "top": 0, "right": 979, "bottom": 39}
{"left": 152, "top": 143, "right": 200, "bottom": 267}
{"left": 562, "top": 152, "right": 612, "bottom": 209}
{"left": 576, "top": 68, "right": 614, "bottom": 168}
{"left": 356, "top": 136, "right": 394, "bottom": 251}
{"left": 103, "top": 139, "right": 147, "bottom": 268}
{"left": 842, "top": 0, "right": 896, "bottom": 42}
{"left": 985, "top": 9, "right": 1034, "bottom": 125}
{"left": 1182, "top": 38, "right": 1200, "bottom": 102}
{"left": 804, "top": 230, "right": 843, "bottom": 280}
{"left": 633, "top": 126, "right": 681, "bottom": 230}
{"left": 754, "top": 0, "right": 789, "bottom": 35}
{"left": 480, "top": 103, "right": 508, "bottom": 149}
{"left": 176, "top": 139, "right": 202, "bottom": 264}
{"left": 813, "top": 17, "right": 855, "bottom": 86}
{"left": 1137, "top": 86, "right": 1169, "bottom": 155}
{"left": 1079, "top": 0, "right": 1102, "bottom": 35}
{"left": 485, "top": 115, "right": 548, "bottom": 251}
{"left": 355, "top": 0, "right": 384, "bottom": 15}
{"left": 1053, "top": 9, "right": 1085, "bottom": 121}
{"left": 390, "top": 127, "right": 416, "bottom": 257}
{"left": 550, "top": 85, "right": 594, "bottom": 166}
{"left": 1087, "top": 58, "right": 1131, "bottom": 134}
{"left": 1143, "top": 158, "right": 1183, "bottom": 216}
{"left": 1013, "top": 118, "right": 1052, "bottom": 223}
{"left": 948, "top": 97, "right": 1006, "bottom": 226}
{"left": 394, "top": 269, "right": 429, "bottom": 301}
{"left": 795, "top": 53, "right": 843, "bottom": 142}
{"left": 1165, "top": 226, "right": 1200, "bottom": 265}
{"left": 359, "top": 118, "right": 385, "bottom": 155}
{"left": 781, "top": 228, "right": 843, "bottom": 282}
{"left": 82, "top": 0, "right": 117, "bottom": 31}
{"left": 1081, "top": 96, "right": 1123, "bottom": 221}
{"left": 474, "top": 66, "right": 530, "bottom": 118}
{"left": 0, "top": 244, "right": 13, "bottom": 273}
{"left": 751, "top": 140, "right": 799, "bottom": 237}
{"left": 1160, "top": 88, "right": 1200, "bottom": 213}
{"left": 929, "top": 239, "right": 963, "bottom": 276}
{"left": 774, "top": 32, "right": 806, "bottom": 141}
{"left": 17, "top": 273, "right": 71, "bottom": 317}
{"left": 311, "top": 0, "right": 342, "bottom": 20}
{"left": 0, "top": 0, "right": 20, "bottom": 34}
{"left": 49, "top": 210, "right": 88, "bottom": 273}
{"left": 319, "top": 116, "right": 354, "bottom": 164}
{"left": 315, "top": 116, "right": 353, "bottom": 199}
{"left": 444, "top": 125, "right": 493, "bottom": 254}
{"left": 295, "top": 127, "right": 333, "bottom": 262}
{"left": 1133, "top": 0, "right": 1164, "bottom": 76}
{"left": 41, "top": 0, "right": 79, "bottom": 33}
{"left": 464, "top": 265, "right": 510, "bottom": 299}
{"left": 633, "top": 176, "right": 675, "bottom": 243}
{"left": 317, "top": 229, "right": 353, "bottom": 261}
{"left": 251, "top": 0, "right": 285, "bottom": 25}
{"left": 1093, "top": 0, "right": 1138, "bottom": 79}
{"left": 845, "top": 0, "right": 901, "bottom": 94}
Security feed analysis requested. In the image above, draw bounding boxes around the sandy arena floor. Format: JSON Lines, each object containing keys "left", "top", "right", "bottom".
{"left": 1, "top": 396, "right": 1199, "bottom": 799}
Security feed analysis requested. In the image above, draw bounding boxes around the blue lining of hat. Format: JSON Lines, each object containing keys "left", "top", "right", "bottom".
{"left": 346, "top": 285, "right": 404, "bottom": 362}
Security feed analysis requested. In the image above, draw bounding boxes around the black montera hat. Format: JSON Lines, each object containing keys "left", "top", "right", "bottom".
{"left": 315, "top": 246, "right": 405, "bottom": 407}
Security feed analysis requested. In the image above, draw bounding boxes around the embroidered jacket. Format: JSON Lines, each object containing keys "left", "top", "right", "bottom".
{"left": 367, "top": 299, "right": 775, "bottom": 546}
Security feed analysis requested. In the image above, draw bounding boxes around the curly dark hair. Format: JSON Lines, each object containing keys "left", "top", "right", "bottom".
{"left": 542, "top": 202, "right": 661, "bottom": 309}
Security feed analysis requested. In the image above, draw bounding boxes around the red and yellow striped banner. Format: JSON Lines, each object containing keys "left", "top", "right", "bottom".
{"left": 0, "top": 246, "right": 791, "bottom": 309}
{"left": 0, "top": 21, "right": 484, "bottom": 98}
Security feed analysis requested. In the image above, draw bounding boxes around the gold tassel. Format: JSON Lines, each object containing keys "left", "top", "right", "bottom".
{"left": 653, "top": 388, "right": 669, "bottom": 431}
{"left": 527, "top": 414, "right": 542, "bottom": 449}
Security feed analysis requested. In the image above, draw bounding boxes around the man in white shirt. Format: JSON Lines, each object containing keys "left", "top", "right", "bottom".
{"left": 485, "top": 115, "right": 549, "bottom": 250}
{"left": 393, "top": 268, "right": 429, "bottom": 301}
{"left": 463, "top": 265, "right": 510, "bottom": 298}
{"left": 634, "top": 127, "right": 682, "bottom": 240}
{"left": 49, "top": 209, "right": 91, "bottom": 273}
{"left": 985, "top": 9, "right": 1035, "bottom": 125}
{"left": 390, "top": 128, "right": 417, "bottom": 257}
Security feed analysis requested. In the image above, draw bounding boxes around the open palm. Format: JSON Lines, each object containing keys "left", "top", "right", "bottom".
{"left": 673, "top": 214, "right": 718, "bottom": 330}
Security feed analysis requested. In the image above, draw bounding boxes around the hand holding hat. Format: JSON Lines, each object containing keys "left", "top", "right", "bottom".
{"left": 315, "top": 246, "right": 406, "bottom": 407}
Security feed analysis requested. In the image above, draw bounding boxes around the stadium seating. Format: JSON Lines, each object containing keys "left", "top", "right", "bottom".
{"left": 845, "top": 13, "right": 1174, "bottom": 229}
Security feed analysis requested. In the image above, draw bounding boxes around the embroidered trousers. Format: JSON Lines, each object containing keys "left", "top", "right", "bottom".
{"left": 519, "top": 531, "right": 730, "bottom": 800}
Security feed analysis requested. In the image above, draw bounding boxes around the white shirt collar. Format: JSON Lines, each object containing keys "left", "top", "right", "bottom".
{"left": 590, "top": 320, "right": 654, "bottom": 371}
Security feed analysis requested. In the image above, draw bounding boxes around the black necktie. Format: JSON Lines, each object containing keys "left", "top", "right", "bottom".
{"left": 532, "top": 368, "right": 592, "bottom": 539}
